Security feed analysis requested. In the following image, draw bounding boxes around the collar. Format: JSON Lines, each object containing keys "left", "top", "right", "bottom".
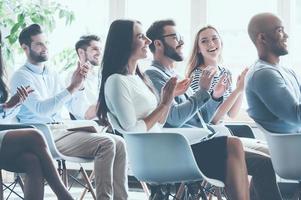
{"left": 258, "top": 59, "right": 279, "bottom": 68}
{"left": 25, "top": 62, "right": 47, "bottom": 74}
{"left": 151, "top": 60, "right": 176, "bottom": 77}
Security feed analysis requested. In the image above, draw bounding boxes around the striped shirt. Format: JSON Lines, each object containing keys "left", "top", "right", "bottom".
{"left": 190, "top": 66, "right": 232, "bottom": 100}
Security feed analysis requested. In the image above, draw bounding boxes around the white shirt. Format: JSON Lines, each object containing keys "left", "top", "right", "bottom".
{"left": 65, "top": 66, "right": 101, "bottom": 119}
{"left": 105, "top": 74, "right": 161, "bottom": 132}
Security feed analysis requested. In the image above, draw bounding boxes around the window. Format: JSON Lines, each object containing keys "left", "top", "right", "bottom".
{"left": 290, "top": 0, "right": 301, "bottom": 73}
{"left": 125, "top": 0, "right": 191, "bottom": 71}
{"left": 49, "top": 0, "right": 109, "bottom": 59}
{"left": 207, "top": 0, "right": 277, "bottom": 74}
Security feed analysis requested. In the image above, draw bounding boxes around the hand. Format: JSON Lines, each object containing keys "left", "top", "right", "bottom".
{"left": 84, "top": 104, "right": 97, "bottom": 120}
{"left": 199, "top": 66, "right": 217, "bottom": 91}
{"left": 236, "top": 68, "right": 249, "bottom": 92}
{"left": 4, "top": 86, "right": 34, "bottom": 109}
{"left": 68, "top": 61, "right": 91, "bottom": 93}
{"left": 160, "top": 77, "right": 177, "bottom": 106}
{"left": 174, "top": 78, "right": 191, "bottom": 97}
{"left": 212, "top": 73, "right": 230, "bottom": 99}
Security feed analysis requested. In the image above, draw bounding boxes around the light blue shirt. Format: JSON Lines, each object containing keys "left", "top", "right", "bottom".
{"left": 10, "top": 62, "right": 84, "bottom": 123}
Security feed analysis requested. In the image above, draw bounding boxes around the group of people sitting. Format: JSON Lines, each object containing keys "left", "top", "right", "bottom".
{"left": 0, "top": 11, "right": 298, "bottom": 200}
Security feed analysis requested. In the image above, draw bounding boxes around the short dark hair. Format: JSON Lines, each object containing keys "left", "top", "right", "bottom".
{"left": 146, "top": 19, "right": 176, "bottom": 53}
{"left": 18, "top": 24, "right": 43, "bottom": 46}
{"left": 75, "top": 35, "right": 100, "bottom": 54}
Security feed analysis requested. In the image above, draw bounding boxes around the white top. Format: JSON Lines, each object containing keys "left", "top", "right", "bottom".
{"left": 66, "top": 66, "right": 101, "bottom": 119}
{"left": 105, "top": 74, "right": 161, "bottom": 132}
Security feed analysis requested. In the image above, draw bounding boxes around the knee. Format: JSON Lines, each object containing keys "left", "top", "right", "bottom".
{"left": 260, "top": 156, "right": 274, "bottom": 172}
{"left": 27, "top": 129, "right": 47, "bottom": 148}
{"left": 227, "top": 137, "right": 244, "bottom": 159}
{"left": 114, "top": 136, "right": 126, "bottom": 152}
{"left": 98, "top": 136, "right": 116, "bottom": 153}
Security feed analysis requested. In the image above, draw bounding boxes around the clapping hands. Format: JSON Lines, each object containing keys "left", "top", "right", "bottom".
{"left": 174, "top": 78, "right": 191, "bottom": 97}
{"left": 160, "top": 77, "right": 177, "bottom": 106}
{"left": 212, "top": 73, "right": 231, "bottom": 99}
{"left": 4, "top": 86, "right": 34, "bottom": 109}
{"left": 68, "top": 61, "right": 91, "bottom": 93}
{"left": 199, "top": 66, "right": 217, "bottom": 91}
{"left": 236, "top": 68, "right": 249, "bottom": 92}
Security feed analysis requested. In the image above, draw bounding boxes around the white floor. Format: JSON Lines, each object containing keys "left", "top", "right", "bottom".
{"left": 3, "top": 185, "right": 148, "bottom": 200}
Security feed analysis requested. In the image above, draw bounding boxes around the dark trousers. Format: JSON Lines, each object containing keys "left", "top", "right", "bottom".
{"left": 245, "top": 149, "right": 282, "bottom": 200}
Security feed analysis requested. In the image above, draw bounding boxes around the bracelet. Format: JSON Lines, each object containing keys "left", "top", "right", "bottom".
{"left": 210, "top": 91, "right": 223, "bottom": 102}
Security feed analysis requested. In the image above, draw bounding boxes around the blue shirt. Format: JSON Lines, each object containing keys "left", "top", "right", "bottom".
{"left": 246, "top": 59, "right": 301, "bottom": 133}
{"left": 10, "top": 62, "right": 84, "bottom": 123}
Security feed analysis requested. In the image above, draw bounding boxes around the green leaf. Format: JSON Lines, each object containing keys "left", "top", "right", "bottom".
{"left": 10, "top": 23, "right": 21, "bottom": 35}
{"left": 17, "top": 13, "right": 25, "bottom": 23}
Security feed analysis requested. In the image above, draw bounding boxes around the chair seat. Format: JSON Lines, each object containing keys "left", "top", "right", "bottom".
{"left": 257, "top": 123, "right": 301, "bottom": 180}
{"left": 123, "top": 132, "right": 225, "bottom": 188}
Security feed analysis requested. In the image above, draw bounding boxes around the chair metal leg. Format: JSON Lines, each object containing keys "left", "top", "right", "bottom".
{"left": 175, "top": 183, "right": 185, "bottom": 200}
{"left": 62, "top": 160, "right": 68, "bottom": 187}
{"left": 79, "top": 170, "right": 95, "bottom": 200}
{"left": 15, "top": 175, "right": 24, "bottom": 192}
{"left": 2, "top": 174, "right": 24, "bottom": 200}
{"left": 215, "top": 188, "right": 223, "bottom": 200}
{"left": 79, "top": 167, "right": 96, "bottom": 200}
{"left": 140, "top": 181, "right": 150, "bottom": 197}
{"left": 293, "top": 182, "right": 301, "bottom": 200}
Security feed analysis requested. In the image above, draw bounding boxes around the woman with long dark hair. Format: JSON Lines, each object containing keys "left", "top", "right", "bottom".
{"left": 0, "top": 31, "right": 74, "bottom": 200}
{"left": 97, "top": 19, "right": 250, "bottom": 200}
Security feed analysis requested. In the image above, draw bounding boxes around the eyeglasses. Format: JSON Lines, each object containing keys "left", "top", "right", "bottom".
{"left": 159, "top": 33, "right": 183, "bottom": 43}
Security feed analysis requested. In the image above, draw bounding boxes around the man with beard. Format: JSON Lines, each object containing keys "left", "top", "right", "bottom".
{"left": 145, "top": 19, "right": 223, "bottom": 128}
{"left": 10, "top": 24, "right": 128, "bottom": 200}
{"left": 67, "top": 35, "right": 102, "bottom": 120}
{"left": 145, "top": 19, "right": 282, "bottom": 200}
{"left": 246, "top": 13, "right": 298, "bottom": 134}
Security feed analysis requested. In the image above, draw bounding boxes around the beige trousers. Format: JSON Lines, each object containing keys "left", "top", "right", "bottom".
{"left": 51, "top": 124, "right": 128, "bottom": 200}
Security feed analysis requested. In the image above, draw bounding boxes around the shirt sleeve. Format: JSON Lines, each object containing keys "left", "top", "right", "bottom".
{"left": 145, "top": 69, "right": 212, "bottom": 127}
{"left": 10, "top": 70, "right": 72, "bottom": 117}
{"left": 67, "top": 89, "right": 90, "bottom": 119}
{"left": 105, "top": 75, "right": 147, "bottom": 132}
{"left": 252, "top": 68, "right": 301, "bottom": 124}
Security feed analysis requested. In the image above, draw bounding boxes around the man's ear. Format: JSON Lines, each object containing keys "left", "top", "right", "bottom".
{"left": 78, "top": 48, "right": 86, "bottom": 63}
{"left": 154, "top": 40, "right": 163, "bottom": 50}
{"left": 21, "top": 43, "right": 28, "bottom": 51}
{"left": 258, "top": 33, "right": 266, "bottom": 44}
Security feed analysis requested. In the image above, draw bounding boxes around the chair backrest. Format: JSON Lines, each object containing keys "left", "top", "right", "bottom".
{"left": 107, "top": 112, "right": 125, "bottom": 134}
{"left": 257, "top": 123, "right": 301, "bottom": 180}
{"left": 0, "top": 124, "right": 34, "bottom": 131}
{"left": 123, "top": 132, "right": 224, "bottom": 187}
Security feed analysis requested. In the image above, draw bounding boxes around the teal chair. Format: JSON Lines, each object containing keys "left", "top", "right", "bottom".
{"left": 257, "top": 123, "right": 301, "bottom": 199}
{"left": 123, "top": 132, "right": 226, "bottom": 200}
{"left": 29, "top": 123, "right": 96, "bottom": 200}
